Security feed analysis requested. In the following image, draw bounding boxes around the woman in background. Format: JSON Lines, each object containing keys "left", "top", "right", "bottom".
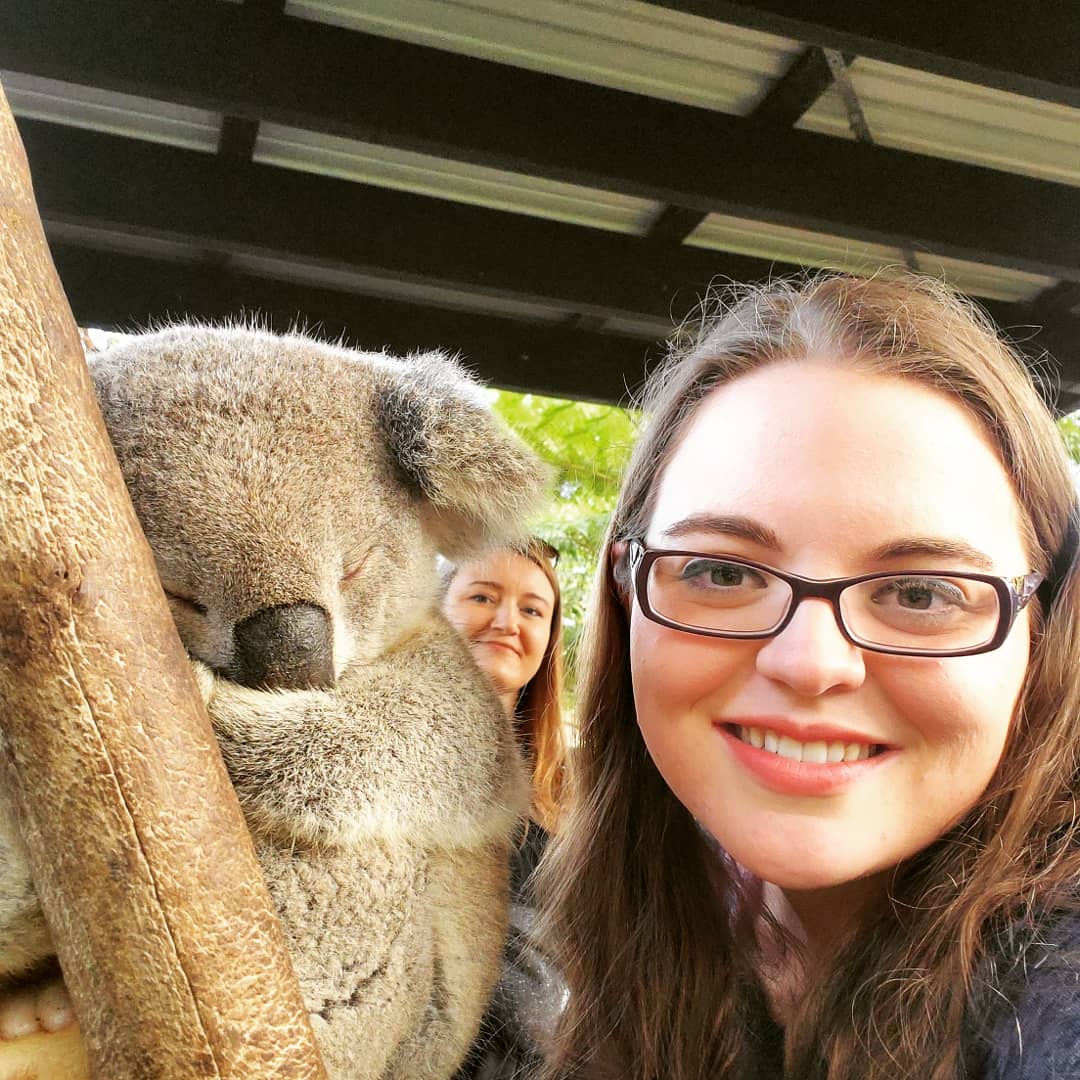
{"left": 443, "top": 537, "right": 568, "bottom": 1078}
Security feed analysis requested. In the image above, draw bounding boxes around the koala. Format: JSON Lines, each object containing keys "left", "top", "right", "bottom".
{"left": 0, "top": 324, "right": 549, "bottom": 1078}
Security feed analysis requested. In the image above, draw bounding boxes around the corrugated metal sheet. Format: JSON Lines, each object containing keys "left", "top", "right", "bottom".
{"left": 254, "top": 122, "right": 663, "bottom": 232}
{"left": 686, "top": 214, "right": 1056, "bottom": 303}
{"left": 285, "top": 0, "right": 800, "bottom": 113}
{"left": 799, "top": 58, "right": 1080, "bottom": 187}
{"left": 0, "top": 70, "right": 220, "bottom": 152}
{"left": 286, "top": 2, "right": 1080, "bottom": 192}
{"left": 229, "top": 251, "right": 575, "bottom": 323}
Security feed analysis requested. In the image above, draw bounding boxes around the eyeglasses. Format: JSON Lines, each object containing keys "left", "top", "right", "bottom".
{"left": 626, "top": 541, "right": 1043, "bottom": 658}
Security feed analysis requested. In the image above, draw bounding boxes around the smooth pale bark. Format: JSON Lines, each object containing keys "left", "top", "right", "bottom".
{"left": 0, "top": 82, "right": 327, "bottom": 1078}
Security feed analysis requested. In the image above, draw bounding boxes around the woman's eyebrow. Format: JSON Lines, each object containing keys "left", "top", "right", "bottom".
{"left": 662, "top": 513, "right": 781, "bottom": 550}
{"left": 864, "top": 537, "right": 997, "bottom": 571}
{"left": 659, "top": 520, "right": 1000, "bottom": 571}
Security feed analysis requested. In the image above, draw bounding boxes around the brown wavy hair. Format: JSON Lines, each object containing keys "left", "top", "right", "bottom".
{"left": 446, "top": 537, "right": 567, "bottom": 831}
{"left": 535, "top": 273, "right": 1080, "bottom": 1080}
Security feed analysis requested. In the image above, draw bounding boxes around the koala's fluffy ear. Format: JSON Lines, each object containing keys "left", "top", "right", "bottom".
{"left": 377, "top": 351, "right": 552, "bottom": 557}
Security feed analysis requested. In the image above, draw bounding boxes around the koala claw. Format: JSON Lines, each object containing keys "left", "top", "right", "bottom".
{"left": 0, "top": 977, "right": 74, "bottom": 1040}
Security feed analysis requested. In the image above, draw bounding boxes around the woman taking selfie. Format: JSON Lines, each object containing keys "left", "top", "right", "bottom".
{"left": 537, "top": 273, "right": 1080, "bottom": 1079}
{"left": 443, "top": 537, "right": 568, "bottom": 1077}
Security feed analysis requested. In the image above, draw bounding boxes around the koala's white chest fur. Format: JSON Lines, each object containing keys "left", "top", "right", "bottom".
{"left": 256, "top": 832, "right": 512, "bottom": 1080}
{"left": 260, "top": 837, "right": 443, "bottom": 1080}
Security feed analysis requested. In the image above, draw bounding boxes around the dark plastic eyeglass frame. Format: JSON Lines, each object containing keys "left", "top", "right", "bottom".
{"left": 626, "top": 540, "right": 1044, "bottom": 658}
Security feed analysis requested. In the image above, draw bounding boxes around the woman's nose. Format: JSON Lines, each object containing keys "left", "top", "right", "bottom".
{"left": 490, "top": 600, "right": 519, "bottom": 633}
{"left": 754, "top": 597, "right": 866, "bottom": 696}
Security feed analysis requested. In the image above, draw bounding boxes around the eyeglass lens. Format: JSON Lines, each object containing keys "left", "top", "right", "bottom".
{"left": 646, "top": 556, "right": 1003, "bottom": 652}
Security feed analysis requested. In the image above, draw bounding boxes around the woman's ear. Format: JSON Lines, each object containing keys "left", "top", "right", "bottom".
{"left": 610, "top": 540, "right": 632, "bottom": 613}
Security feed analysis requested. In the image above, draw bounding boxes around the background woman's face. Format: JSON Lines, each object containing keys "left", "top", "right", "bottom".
{"left": 630, "top": 361, "right": 1033, "bottom": 895}
{"left": 444, "top": 552, "right": 555, "bottom": 699}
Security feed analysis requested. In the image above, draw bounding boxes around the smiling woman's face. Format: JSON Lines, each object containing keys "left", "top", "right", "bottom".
{"left": 630, "top": 360, "right": 1033, "bottom": 896}
{"left": 443, "top": 551, "right": 555, "bottom": 703}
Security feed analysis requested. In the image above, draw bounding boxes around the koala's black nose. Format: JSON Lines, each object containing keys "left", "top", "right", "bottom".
{"left": 231, "top": 603, "right": 335, "bottom": 690}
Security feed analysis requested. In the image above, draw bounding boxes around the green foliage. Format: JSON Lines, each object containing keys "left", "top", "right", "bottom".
{"left": 490, "top": 389, "right": 638, "bottom": 679}
{"left": 1059, "top": 413, "right": 1080, "bottom": 463}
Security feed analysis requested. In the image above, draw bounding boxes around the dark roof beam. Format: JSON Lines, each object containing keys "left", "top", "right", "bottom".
{"left": 750, "top": 45, "right": 839, "bottom": 127}
{"left": 217, "top": 115, "right": 259, "bottom": 163}
{"left": 217, "top": 0, "right": 286, "bottom": 163}
{"left": 16, "top": 118, "right": 785, "bottom": 332}
{"left": 53, "top": 244, "right": 656, "bottom": 404}
{"left": 647, "top": 45, "right": 840, "bottom": 245}
{"left": 645, "top": 205, "right": 710, "bottom": 245}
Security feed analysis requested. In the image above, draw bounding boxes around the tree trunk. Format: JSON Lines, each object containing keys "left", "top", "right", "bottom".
{"left": 0, "top": 82, "right": 327, "bottom": 1079}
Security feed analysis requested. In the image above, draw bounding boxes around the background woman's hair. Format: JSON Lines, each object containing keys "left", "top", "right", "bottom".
{"left": 535, "top": 271, "right": 1080, "bottom": 1080}
{"left": 514, "top": 536, "right": 568, "bottom": 831}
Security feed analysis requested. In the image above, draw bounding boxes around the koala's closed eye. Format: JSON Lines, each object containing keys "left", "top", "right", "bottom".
{"left": 163, "top": 590, "right": 208, "bottom": 616}
{"left": 340, "top": 552, "right": 370, "bottom": 587}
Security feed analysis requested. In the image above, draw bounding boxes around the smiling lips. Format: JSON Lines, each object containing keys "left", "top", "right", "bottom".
{"left": 717, "top": 718, "right": 892, "bottom": 796}
{"left": 475, "top": 639, "right": 520, "bottom": 657}
{"left": 735, "top": 725, "right": 879, "bottom": 763}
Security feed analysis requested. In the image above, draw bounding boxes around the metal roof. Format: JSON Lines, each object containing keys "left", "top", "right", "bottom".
{"left": 1, "top": 0, "right": 1077, "bottom": 406}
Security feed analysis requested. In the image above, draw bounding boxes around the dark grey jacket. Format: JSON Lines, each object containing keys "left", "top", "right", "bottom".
{"left": 967, "top": 914, "right": 1080, "bottom": 1079}
{"left": 749, "top": 914, "right": 1080, "bottom": 1079}
{"left": 458, "top": 846, "right": 1080, "bottom": 1080}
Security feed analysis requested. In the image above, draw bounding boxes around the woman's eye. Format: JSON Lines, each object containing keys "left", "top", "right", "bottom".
{"left": 871, "top": 577, "right": 968, "bottom": 613}
{"left": 469, "top": 593, "right": 494, "bottom": 604}
{"left": 164, "top": 590, "right": 208, "bottom": 616}
{"left": 681, "top": 559, "right": 767, "bottom": 590}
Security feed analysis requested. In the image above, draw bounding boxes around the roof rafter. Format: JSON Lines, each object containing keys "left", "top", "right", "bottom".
{"left": 51, "top": 240, "right": 1080, "bottom": 413}
{"left": 751, "top": 45, "right": 839, "bottom": 127}
{"left": 2, "top": 0, "right": 1078, "bottom": 279}
{"left": 16, "top": 118, "right": 783, "bottom": 330}
{"left": 51, "top": 243, "right": 658, "bottom": 404}
{"left": 20, "top": 119, "right": 1079, "bottom": 408}
{"left": 649, "top": 45, "right": 839, "bottom": 244}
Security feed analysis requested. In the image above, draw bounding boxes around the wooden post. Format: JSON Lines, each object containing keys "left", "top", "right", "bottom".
{"left": 0, "top": 82, "right": 328, "bottom": 1078}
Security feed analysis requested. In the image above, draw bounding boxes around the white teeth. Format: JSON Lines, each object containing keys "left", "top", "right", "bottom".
{"left": 776, "top": 735, "right": 802, "bottom": 761}
{"left": 735, "top": 726, "right": 877, "bottom": 764}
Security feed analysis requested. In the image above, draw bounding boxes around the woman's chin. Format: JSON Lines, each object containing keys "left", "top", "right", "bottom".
{"left": 727, "top": 840, "right": 887, "bottom": 896}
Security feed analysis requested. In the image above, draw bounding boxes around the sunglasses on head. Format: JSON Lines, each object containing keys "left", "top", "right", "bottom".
{"left": 527, "top": 536, "right": 560, "bottom": 568}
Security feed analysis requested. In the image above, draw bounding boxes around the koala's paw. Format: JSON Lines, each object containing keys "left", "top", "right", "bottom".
{"left": 0, "top": 976, "right": 74, "bottom": 1040}
{"left": 188, "top": 659, "right": 217, "bottom": 707}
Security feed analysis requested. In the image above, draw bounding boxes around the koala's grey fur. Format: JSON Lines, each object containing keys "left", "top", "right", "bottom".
{"left": 0, "top": 325, "right": 549, "bottom": 1078}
